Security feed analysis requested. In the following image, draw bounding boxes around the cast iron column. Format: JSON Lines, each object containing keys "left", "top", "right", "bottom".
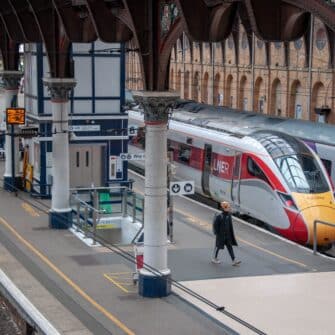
{"left": 133, "top": 91, "right": 179, "bottom": 298}
{"left": 43, "top": 78, "right": 76, "bottom": 229}
{"left": 0, "top": 71, "right": 23, "bottom": 191}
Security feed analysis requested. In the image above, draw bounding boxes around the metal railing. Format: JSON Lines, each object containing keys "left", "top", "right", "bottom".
{"left": 70, "top": 186, "right": 144, "bottom": 244}
{"left": 313, "top": 219, "right": 335, "bottom": 254}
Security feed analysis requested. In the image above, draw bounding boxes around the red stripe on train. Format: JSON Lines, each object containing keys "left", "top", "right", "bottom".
{"left": 275, "top": 209, "right": 308, "bottom": 244}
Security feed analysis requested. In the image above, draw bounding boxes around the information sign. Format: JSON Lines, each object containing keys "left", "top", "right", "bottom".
{"left": 120, "top": 153, "right": 145, "bottom": 161}
{"left": 6, "top": 108, "right": 25, "bottom": 125}
{"left": 169, "top": 181, "right": 195, "bottom": 196}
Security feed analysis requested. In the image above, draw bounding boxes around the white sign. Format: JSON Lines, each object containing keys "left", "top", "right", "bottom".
{"left": 69, "top": 125, "right": 101, "bottom": 132}
{"left": 128, "top": 125, "right": 138, "bottom": 136}
{"left": 120, "top": 153, "right": 145, "bottom": 161}
{"left": 170, "top": 181, "right": 195, "bottom": 196}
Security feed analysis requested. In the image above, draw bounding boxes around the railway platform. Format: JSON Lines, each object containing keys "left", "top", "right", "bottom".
{"left": 0, "top": 163, "right": 334, "bottom": 334}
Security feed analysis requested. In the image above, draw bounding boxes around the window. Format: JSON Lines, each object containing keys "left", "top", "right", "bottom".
{"left": 275, "top": 154, "right": 329, "bottom": 193}
{"left": 178, "top": 144, "right": 191, "bottom": 164}
{"left": 86, "top": 151, "right": 89, "bottom": 167}
{"left": 247, "top": 157, "right": 269, "bottom": 184}
{"left": 321, "top": 159, "right": 332, "bottom": 177}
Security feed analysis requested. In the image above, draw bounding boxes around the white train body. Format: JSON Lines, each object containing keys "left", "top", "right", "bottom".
{"left": 128, "top": 110, "right": 335, "bottom": 247}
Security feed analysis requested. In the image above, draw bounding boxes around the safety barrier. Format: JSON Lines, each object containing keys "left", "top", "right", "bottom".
{"left": 313, "top": 219, "right": 335, "bottom": 254}
{"left": 0, "top": 269, "right": 60, "bottom": 335}
{"left": 70, "top": 186, "right": 144, "bottom": 245}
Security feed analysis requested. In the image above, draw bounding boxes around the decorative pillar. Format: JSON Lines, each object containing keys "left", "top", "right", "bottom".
{"left": 0, "top": 71, "right": 23, "bottom": 191}
{"left": 43, "top": 78, "right": 76, "bottom": 229}
{"left": 132, "top": 91, "right": 179, "bottom": 298}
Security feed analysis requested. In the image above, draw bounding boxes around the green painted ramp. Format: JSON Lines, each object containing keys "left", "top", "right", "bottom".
{"left": 99, "top": 192, "right": 112, "bottom": 214}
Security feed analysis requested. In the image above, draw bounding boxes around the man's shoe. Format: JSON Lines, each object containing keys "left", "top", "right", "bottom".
{"left": 232, "top": 260, "right": 241, "bottom": 266}
{"left": 211, "top": 258, "right": 221, "bottom": 264}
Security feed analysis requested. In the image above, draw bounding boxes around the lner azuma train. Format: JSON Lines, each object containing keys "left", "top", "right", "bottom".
{"left": 174, "top": 100, "right": 335, "bottom": 186}
{"left": 128, "top": 110, "right": 335, "bottom": 248}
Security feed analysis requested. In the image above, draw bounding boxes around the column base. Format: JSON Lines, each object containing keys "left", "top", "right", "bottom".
{"left": 3, "top": 176, "right": 21, "bottom": 192}
{"left": 49, "top": 210, "right": 73, "bottom": 229}
{"left": 138, "top": 272, "right": 171, "bottom": 298}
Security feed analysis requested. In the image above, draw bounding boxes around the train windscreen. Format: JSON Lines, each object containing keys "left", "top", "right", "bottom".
{"left": 274, "top": 154, "right": 329, "bottom": 193}
{"left": 252, "top": 131, "right": 329, "bottom": 193}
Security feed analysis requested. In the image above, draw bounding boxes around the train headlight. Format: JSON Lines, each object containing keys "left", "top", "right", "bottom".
{"left": 277, "top": 192, "right": 298, "bottom": 211}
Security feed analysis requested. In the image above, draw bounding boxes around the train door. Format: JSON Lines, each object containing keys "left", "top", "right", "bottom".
{"left": 231, "top": 153, "right": 242, "bottom": 209}
{"left": 202, "top": 144, "right": 212, "bottom": 196}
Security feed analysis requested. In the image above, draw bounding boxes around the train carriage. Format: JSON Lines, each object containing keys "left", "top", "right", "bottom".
{"left": 128, "top": 109, "right": 335, "bottom": 248}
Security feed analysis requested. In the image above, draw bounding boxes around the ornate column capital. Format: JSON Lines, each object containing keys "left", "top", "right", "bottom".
{"left": 132, "top": 91, "right": 179, "bottom": 123}
{"left": 43, "top": 77, "right": 77, "bottom": 102}
{"left": 0, "top": 71, "right": 24, "bottom": 90}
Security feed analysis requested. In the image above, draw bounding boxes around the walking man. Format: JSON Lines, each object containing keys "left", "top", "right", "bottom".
{"left": 212, "top": 201, "right": 241, "bottom": 266}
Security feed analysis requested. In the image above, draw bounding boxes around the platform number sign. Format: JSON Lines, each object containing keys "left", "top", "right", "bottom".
{"left": 6, "top": 108, "right": 25, "bottom": 125}
{"left": 169, "top": 181, "right": 194, "bottom": 196}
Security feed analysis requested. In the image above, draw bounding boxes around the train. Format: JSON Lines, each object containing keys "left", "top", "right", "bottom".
{"left": 173, "top": 100, "right": 335, "bottom": 186}
{"left": 128, "top": 106, "right": 335, "bottom": 249}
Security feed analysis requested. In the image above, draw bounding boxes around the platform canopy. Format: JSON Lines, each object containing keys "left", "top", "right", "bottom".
{"left": 0, "top": 1, "right": 333, "bottom": 87}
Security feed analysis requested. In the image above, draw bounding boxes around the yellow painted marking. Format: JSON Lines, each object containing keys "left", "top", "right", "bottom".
{"left": 238, "top": 237, "right": 315, "bottom": 269}
{"left": 21, "top": 203, "right": 40, "bottom": 217}
{"left": 96, "top": 224, "right": 118, "bottom": 230}
{"left": 104, "top": 274, "right": 130, "bottom": 293}
{"left": 134, "top": 181, "right": 314, "bottom": 270}
{"left": 104, "top": 274, "right": 137, "bottom": 294}
{"left": 0, "top": 217, "right": 135, "bottom": 335}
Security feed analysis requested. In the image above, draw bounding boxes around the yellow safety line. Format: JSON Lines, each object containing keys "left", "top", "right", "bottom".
{"left": 134, "top": 186, "right": 313, "bottom": 270}
{"left": 238, "top": 237, "right": 316, "bottom": 270}
{"left": 0, "top": 217, "right": 135, "bottom": 335}
{"left": 104, "top": 274, "right": 130, "bottom": 293}
{"left": 21, "top": 202, "right": 40, "bottom": 217}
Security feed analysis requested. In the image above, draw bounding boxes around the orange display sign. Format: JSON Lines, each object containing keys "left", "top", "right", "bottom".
{"left": 6, "top": 108, "right": 25, "bottom": 125}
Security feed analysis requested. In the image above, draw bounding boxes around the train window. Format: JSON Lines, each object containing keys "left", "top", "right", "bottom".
{"left": 321, "top": 159, "right": 332, "bottom": 176}
{"left": 247, "top": 158, "right": 269, "bottom": 184}
{"left": 132, "top": 127, "right": 145, "bottom": 149}
{"left": 178, "top": 144, "right": 191, "bottom": 164}
{"left": 275, "top": 154, "right": 329, "bottom": 193}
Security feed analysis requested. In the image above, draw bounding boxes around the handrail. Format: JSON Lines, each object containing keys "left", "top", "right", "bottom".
{"left": 71, "top": 194, "right": 105, "bottom": 214}
{"left": 313, "top": 220, "right": 335, "bottom": 254}
{"left": 70, "top": 186, "right": 128, "bottom": 192}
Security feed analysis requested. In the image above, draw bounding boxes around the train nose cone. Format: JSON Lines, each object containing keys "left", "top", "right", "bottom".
{"left": 299, "top": 206, "right": 335, "bottom": 246}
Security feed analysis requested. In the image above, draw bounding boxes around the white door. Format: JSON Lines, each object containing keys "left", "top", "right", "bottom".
{"left": 70, "top": 144, "right": 103, "bottom": 188}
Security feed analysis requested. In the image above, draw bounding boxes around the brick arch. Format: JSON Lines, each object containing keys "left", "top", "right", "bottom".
{"left": 192, "top": 71, "right": 200, "bottom": 101}
{"left": 311, "top": 82, "right": 326, "bottom": 122}
{"left": 270, "top": 78, "right": 283, "bottom": 116}
{"left": 239, "top": 75, "right": 248, "bottom": 110}
{"left": 289, "top": 79, "right": 303, "bottom": 119}
{"left": 213, "top": 73, "right": 221, "bottom": 106}
{"left": 283, "top": 0, "right": 335, "bottom": 33}
{"left": 225, "top": 74, "right": 234, "bottom": 107}
{"left": 184, "top": 35, "right": 192, "bottom": 63}
{"left": 202, "top": 72, "right": 209, "bottom": 103}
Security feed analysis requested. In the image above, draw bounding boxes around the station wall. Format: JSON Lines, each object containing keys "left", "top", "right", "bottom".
{"left": 126, "top": 17, "right": 335, "bottom": 124}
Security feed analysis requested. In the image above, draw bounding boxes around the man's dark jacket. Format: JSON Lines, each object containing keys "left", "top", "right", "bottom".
{"left": 213, "top": 212, "right": 238, "bottom": 249}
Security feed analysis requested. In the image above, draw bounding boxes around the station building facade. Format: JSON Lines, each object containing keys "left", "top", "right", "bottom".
{"left": 126, "top": 17, "right": 335, "bottom": 124}
{"left": 23, "top": 41, "right": 128, "bottom": 197}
